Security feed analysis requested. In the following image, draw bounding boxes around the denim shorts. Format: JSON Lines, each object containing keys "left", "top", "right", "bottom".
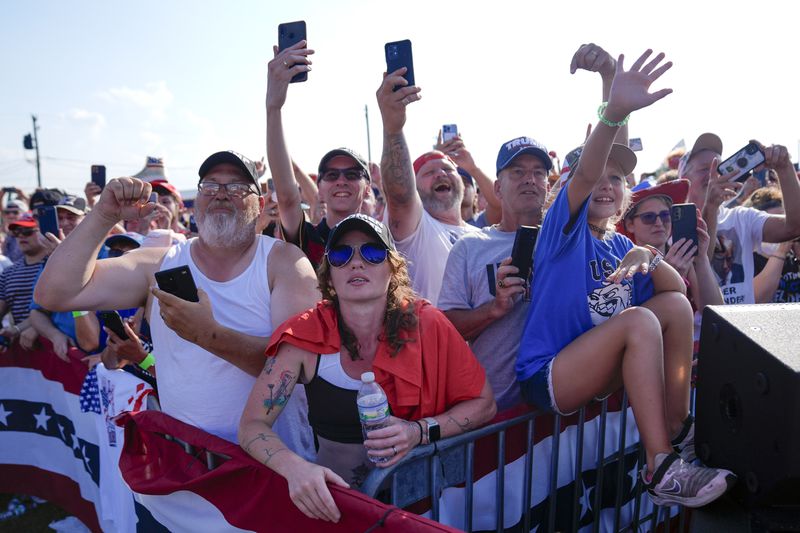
{"left": 519, "top": 358, "right": 577, "bottom": 416}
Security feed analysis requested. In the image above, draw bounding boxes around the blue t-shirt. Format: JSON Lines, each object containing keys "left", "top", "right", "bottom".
{"left": 516, "top": 185, "right": 654, "bottom": 381}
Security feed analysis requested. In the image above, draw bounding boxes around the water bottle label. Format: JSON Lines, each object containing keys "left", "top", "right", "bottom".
{"left": 358, "top": 399, "right": 389, "bottom": 423}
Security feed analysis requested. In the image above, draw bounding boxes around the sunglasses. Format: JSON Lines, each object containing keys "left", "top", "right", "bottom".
{"left": 319, "top": 168, "right": 366, "bottom": 182}
{"left": 632, "top": 210, "right": 671, "bottom": 225}
{"left": 326, "top": 243, "right": 388, "bottom": 268}
{"left": 11, "top": 228, "right": 37, "bottom": 237}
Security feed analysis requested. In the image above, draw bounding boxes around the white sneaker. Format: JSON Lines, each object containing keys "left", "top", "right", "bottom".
{"left": 643, "top": 452, "right": 735, "bottom": 508}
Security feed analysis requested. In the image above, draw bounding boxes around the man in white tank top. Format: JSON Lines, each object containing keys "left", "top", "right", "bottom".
{"left": 35, "top": 150, "right": 320, "bottom": 457}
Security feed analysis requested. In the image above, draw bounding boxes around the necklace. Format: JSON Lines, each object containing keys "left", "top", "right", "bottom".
{"left": 588, "top": 222, "right": 606, "bottom": 237}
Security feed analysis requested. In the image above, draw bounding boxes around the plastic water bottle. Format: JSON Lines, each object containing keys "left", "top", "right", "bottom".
{"left": 357, "top": 371, "right": 390, "bottom": 464}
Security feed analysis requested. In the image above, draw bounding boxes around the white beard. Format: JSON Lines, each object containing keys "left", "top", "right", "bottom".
{"left": 195, "top": 201, "right": 259, "bottom": 249}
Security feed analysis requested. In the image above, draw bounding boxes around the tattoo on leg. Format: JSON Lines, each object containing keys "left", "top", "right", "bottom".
{"left": 264, "top": 370, "right": 295, "bottom": 415}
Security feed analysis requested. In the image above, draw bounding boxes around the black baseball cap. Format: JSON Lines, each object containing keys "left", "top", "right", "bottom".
{"left": 198, "top": 151, "right": 261, "bottom": 195}
{"left": 326, "top": 213, "right": 394, "bottom": 252}
{"left": 317, "top": 148, "right": 370, "bottom": 182}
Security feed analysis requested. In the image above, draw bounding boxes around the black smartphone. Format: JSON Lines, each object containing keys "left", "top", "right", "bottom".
{"left": 154, "top": 265, "right": 199, "bottom": 302}
{"left": 278, "top": 20, "right": 307, "bottom": 83}
{"left": 717, "top": 142, "right": 766, "bottom": 183}
{"left": 91, "top": 165, "right": 106, "bottom": 189}
{"left": 2, "top": 187, "right": 16, "bottom": 194}
{"left": 671, "top": 203, "right": 698, "bottom": 256}
{"left": 99, "top": 310, "right": 129, "bottom": 340}
{"left": 510, "top": 225, "right": 539, "bottom": 283}
{"left": 385, "top": 39, "right": 415, "bottom": 91}
{"left": 189, "top": 214, "right": 198, "bottom": 233}
{"left": 37, "top": 206, "right": 59, "bottom": 236}
{"left": 753, "top": 169, "right": 768, "bottom": 187}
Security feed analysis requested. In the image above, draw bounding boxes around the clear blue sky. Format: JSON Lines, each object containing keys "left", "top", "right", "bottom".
{"left": 2, "top": 1, "right": 798, "bottom": 197}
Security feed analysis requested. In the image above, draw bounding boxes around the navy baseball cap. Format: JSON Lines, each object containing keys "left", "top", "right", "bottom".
{"left": 496, "top": 137, "right": 553, "bottom": 174}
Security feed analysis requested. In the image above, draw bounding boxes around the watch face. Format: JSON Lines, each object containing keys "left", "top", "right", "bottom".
{"left": 429, "top": 423, "right": 441, "bottom": 442}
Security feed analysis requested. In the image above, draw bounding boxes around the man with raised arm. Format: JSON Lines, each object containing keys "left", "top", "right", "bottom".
{"left": 267, "top": 41, "right": 372, "bottom": 268}
{"left": 34, "top": 151, "right": 318, "bottom": 456}
{"left": 375, "top": 68, "right": 479, "bottom": 306}
{"left": 679, "top": 133, "right": 800, "bottom": 304}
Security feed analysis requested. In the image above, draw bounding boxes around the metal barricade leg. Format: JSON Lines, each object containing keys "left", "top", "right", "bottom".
{"left": 547, "top": 415, "right": 561, "bottom": 533}
{"left": 592, "top": 399, "right": 609, "bottom": 533}
{"left": 571, "top": 408, "right": 586, "bottom": 533}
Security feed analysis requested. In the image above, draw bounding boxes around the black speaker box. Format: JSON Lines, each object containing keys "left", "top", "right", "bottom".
{"left": 696, "top": 303, "right": 800, "bottom": 507}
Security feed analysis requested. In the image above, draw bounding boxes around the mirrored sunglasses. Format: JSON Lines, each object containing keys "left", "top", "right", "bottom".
{"left": 326, "top": 243, "right": 388, "bottom": 268}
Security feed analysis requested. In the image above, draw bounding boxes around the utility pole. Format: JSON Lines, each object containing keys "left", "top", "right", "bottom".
{"left": 23, "top": 115, "right": 42, "bottom": 188}
{"left": 364, "top": 104, "right": 372, "bottom": 163}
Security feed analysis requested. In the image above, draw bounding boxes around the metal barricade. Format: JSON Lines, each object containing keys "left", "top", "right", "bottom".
{"left": 359, "top": 396, "right": 689, "bottom": 533}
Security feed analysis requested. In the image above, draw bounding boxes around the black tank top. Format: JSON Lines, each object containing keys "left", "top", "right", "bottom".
{"left": 305, "top": 355, "right": 363, "bottom": 444}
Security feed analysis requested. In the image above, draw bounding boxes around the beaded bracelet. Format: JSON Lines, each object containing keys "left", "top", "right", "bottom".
{"left": 597, "top": 102, "right": 630, "bottom": 128}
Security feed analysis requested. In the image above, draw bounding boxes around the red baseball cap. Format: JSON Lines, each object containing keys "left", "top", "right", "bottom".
{"left": 9, "top": 212, "right": 38, "bottom": 230}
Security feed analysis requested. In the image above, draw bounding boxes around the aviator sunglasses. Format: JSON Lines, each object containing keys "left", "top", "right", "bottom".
{"left": 632, "top": 210, "right": 671, "bottom": 225}
{"left": 326, "top": 242, "right": 388, "bottom": 268}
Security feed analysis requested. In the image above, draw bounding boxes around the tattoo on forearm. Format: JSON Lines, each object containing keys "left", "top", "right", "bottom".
{"left": 447, "top": 415, "right": 472, "bottom": 433}
{"left": 381, "top": 132, "right": 415, "bottom": 203}
{"left": 263, "top": 356, "right": 277, "bottom": 375}
{"left": 243, "top": 432, "right": 275, "bottom": 454}
{"left": 243, "top": 432, "right": 287, "bottom": 467}
{"left": 264, "top": 370, "right": 295, "bottom": 414}
{"left": 262, "top": 447, "right": 287, "bottom": 467}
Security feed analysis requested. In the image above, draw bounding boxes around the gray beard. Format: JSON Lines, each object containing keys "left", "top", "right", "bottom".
{"left": 195, "top": 203, "right": 258, "bottom": 249}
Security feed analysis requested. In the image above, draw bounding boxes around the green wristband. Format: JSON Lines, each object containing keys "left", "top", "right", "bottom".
{"left": 72, "top": 311, "right": 89, "bottom": 318}
{"left": 138, "top": 353, "right": 155, "bottom": 371}
{"left": 597, "top": 102, "right": 630, "bottom": 128}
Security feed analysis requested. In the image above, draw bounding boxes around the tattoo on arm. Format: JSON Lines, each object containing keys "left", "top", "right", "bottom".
{"left": 264, "top": 370, "right": 295, "bottom": 415}
{"left": 243, "top": 432, "right": 288, "bottom": 467}
{"left": 381, "top": 132, "right": 416, "bottom": 204}
{"left": 446, "top": 415, "right": 472, "bottom": 433}
{"left": 263, "top": 356, "right": 277, "bottom": 375}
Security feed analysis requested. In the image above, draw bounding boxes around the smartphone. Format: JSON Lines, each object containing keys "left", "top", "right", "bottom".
{"left": 189, "top": 214, "right": 198, "bottom": 233}
{"left": 99, "top": 310, "right": 129, "bottom": 340}
{"left": 717, "top": 142, "right": 766, "bottom": 183}
{"left": 442, "top": 124, "right": 458, "bottom": 143}
{"left": 2, "top": 187, "right": 16, "bottom": 194}
{"left": 0, "top": 335, "right": 10, "bottom": 348}
{"left": 510, "top": 225, "right": 539, "bottom": 283}
{"left": 37, "top": 206, "right": 59, "bottom": 236}
{"left": 753, "top": 169, "right": 768, "bottom": 187}
{"left": 385, "top": 39, "right": 415, "bottom": 92}
{"left": 629, "top": 138, "right": 643, "bottom": 152}
{"left": 91, "top": 165, "right": 106, "bottom": 190}
{"left": 278, "top": 21, "right": 307, "bottom": 83}
{"left": 154, "top": 265, "right": 199, "bottom": 302}
{"left": 671, "top": 203, "right": 698, "bottom": 256}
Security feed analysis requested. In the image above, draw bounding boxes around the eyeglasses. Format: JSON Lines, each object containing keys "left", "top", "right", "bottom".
{"left": 319, "top": 168, "right": 366, "bottom": 182}
{"left": 632, "top": 210, "right": 671, "bottom": 225}
{"left": 326, "top": 243, "right": 388, "bottom": 268}
{"left": 504, "top": 167, "right": 547, "bottom": 181}
{"left": 11, "top": 228, "right": 37, "bottom": 237}
{"left": 198, "top": 181, "right": 258, "bottom": 198}
{"left": 3, "top": 210, "right": 19, "bottom": 216}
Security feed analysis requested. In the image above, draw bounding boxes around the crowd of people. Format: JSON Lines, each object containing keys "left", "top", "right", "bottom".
{"left": 3, "top": 41, "right": 800, "bottom": 524}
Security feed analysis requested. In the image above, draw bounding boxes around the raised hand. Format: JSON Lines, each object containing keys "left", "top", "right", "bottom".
{"left": 606, "top": 50, "right": 673, "bottom": 120}
{"left": 267, "top": 41, "right": 314, "bottom": 111}
{"left": 570, "top": 43, "right": 615, "bottom": 77}
{"left": 94, "top": 177, "right": 156, "bottom": 224}
{"left": 376, "top": 67, "right": 421, "bottom": 134}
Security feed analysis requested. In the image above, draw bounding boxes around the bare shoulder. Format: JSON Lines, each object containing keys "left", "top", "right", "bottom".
{"left": 266, "top": 240, "right": 317, "bottom": 287}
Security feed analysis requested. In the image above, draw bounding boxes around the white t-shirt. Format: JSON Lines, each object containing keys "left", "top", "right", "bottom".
{"left": 391, "top": 210, "right": 479, "bottom": 306}
{"left": 713, "top": 205, "right": 770, "bottom": 305}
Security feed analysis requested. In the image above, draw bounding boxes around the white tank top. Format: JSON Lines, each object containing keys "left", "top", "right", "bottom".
{"left": 150, "top": 236, "right": 274, "bottom": 443}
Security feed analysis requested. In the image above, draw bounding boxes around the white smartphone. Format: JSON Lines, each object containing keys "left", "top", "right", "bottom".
{"left": 442, "top": 124, "right": 458, "bottom": 142}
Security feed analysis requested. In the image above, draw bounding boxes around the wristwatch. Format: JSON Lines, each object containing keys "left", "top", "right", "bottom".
{"left": 423, "top": 417, "right": 441, "bottom": 443}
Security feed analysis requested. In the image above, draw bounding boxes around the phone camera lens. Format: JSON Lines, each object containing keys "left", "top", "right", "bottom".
{"left": 737, "top": 157, "right": 748, "bottom": 168}
{"left": 745, "top": 144, "right": 758, "bottom": 155}
{"left": 388, "top": 46, "right": 398, "bottom": 59}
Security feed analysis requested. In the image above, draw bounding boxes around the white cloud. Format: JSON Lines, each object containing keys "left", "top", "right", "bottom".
{"left": 67, "top": 108, "right": 107, "bottom": 137}
{"left": 98, "top": 81, "right": 173, "bottom": 122}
